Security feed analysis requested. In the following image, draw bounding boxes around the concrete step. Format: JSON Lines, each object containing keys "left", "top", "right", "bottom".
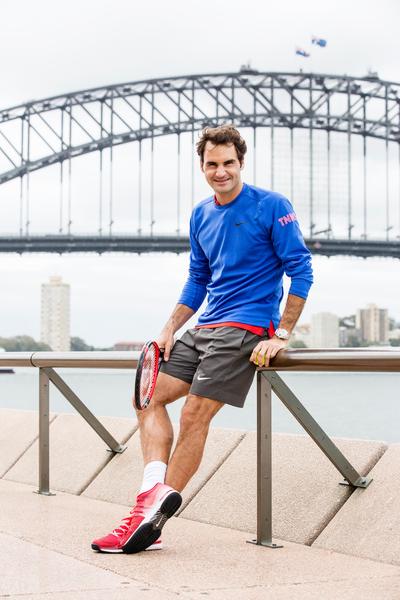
{"left": 0, "top": 408, "right": 56, "bottom": 477}
{"left": 4, "top": 413, "right": 136, "bottom": 494}
{"left": 83, "top": 424, "right": 245, "bottom": 509}
{"left": 180, "top": 432, "right": 387, "bottom": 544}
{"left": 314, "top": 443, "right": 400, "bottom": 565}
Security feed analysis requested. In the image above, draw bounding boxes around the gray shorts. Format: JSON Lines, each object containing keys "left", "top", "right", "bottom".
{"left": 159, "top": 326, "right": 269, "bottom": 408}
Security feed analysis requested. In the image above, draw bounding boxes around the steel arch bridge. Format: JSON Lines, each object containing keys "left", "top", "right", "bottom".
{"left": 0, "top": 70, "right": 399, "bottom": 257}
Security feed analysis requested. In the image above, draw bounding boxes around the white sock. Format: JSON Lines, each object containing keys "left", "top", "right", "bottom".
{"left": 139, "top": 460, "right": 167, "bottom": 494}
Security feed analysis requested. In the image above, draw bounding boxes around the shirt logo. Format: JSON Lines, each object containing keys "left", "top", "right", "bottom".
{"left": 197, "top": 375, "right": 211, "bottom": 380}
{"left": 235, "top": 222, "right": 246, "bottom": 226}
{"left": 278, "top": 212, "right": 297, "bottom": 227}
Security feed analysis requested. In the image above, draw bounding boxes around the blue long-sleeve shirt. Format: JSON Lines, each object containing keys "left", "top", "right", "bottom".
{"left": 179, "top": 183, "right": 313, "bottom": 328}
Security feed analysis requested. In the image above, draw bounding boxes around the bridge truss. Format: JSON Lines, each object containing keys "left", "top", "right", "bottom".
{"left": 0, "top": 70, "right": 399, "bottom": 257}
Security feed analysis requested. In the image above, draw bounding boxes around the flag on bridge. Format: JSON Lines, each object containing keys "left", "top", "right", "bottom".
{"left": 312, "top": 36, "right": 327, "bottom": 47}
{"left": 295, "top": 47, "right": 310, "bottom": 58}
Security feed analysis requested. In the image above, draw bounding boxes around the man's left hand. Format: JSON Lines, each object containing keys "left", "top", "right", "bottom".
{"left": 249, "top": 337, "right": 289, "bottom": 367}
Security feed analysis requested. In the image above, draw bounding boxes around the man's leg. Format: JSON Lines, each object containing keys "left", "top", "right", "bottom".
{"left": 135, "top": 371, "right": 191, "bottom": 465}
{"left": 92, "top": 371, "right": 191, "bottom": 554}
{"left": 166, "top": 393, "right": 224, "bottom": 492}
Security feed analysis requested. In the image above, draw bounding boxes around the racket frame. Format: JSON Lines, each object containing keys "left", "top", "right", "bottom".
{"left": 134, "top": 341, "right": 162, "bottom": 410}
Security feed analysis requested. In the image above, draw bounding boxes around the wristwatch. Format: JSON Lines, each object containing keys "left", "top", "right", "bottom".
{"left": 274, "top": 327, "right": 290, "bottom": 340}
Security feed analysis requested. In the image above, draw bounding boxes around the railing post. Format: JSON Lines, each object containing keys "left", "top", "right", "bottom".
{"left": 36, "top": 368, "right": 54, "bottom": 495}
{"left": 248, "top": 371, "right": 282, "bottom": 548}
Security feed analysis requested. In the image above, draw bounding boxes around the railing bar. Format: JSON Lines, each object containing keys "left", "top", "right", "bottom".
{"left": 43, "top": 367, "right": 125, "bottom": 453}
{"left": 264, "top": 371, "right": 369, "bottom": 486}
{"left": 2, "top": 349, "right": 400, "bottom": 369}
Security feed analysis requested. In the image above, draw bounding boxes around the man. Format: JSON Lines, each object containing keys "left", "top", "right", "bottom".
{"left": 92, "top": 125, "right": 313, "bottom": 554}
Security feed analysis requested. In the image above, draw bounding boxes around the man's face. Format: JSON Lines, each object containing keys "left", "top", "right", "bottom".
{"left": 201, "top": 142, "right": 243, "bottom": 197}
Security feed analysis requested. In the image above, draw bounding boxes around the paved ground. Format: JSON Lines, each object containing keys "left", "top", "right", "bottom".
{"left": 2, "top": 479, "right": 400, "bottom": 600}
{"left": 2, "top": 410, "right": 399, "bottom": 598}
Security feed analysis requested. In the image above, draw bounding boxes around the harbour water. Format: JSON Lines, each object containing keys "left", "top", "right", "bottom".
{"left": 1, "top": 369, "right": 400, "bottom": 443}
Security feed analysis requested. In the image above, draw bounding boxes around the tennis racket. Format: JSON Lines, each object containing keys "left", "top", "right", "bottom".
{"left": 134, "top": 341, "right": 163, "bottom": 410}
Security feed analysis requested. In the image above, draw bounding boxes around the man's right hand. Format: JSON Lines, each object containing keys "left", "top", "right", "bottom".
{"left": 155, "top": 304, "right": 195, "bottom": 362}
{"left": 156, "top": 327, "right": 175, "bottom": 361}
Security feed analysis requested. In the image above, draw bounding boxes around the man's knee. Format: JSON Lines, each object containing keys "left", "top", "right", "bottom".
{"left": 180, "top": 394, "right": 223, "bottom": 433}
{"left": 132, "top": 372, "right": 190, "bottom": 412}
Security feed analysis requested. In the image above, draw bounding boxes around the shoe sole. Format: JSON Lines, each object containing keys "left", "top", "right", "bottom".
{"left": 145, "top": 540, "right": 163, "bottom": 550}
{"left": 122, "top": 491, "right": 181, "bottom": 554}
{"left": 91, "top": 541, "right": 162, "bottom": 553}
{"left": 91, "top": 491, "right": 181, "bottom": 554}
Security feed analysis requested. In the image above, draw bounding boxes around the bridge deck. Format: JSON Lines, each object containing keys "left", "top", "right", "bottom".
{"left": 0, "top": 235, "right": 399, "bottom": 258}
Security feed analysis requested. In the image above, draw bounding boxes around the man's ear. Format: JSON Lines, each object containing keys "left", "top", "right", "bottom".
{"left": 240, "top": 160, "right": 244, "bottom": 170}
{"left": 200, "top": 160, "right": 204, "bottom": 172}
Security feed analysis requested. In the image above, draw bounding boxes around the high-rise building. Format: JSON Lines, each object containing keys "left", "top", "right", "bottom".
{"left": 339, "top": 326, "right": 361, "bottom": 347}
{"left": 40, "top": 276, "right": 70, "bottom": 351}
{"left": 310, "top": 312, "right": 339, "bottom": 348}
{"left": 292, "top": 323, "right": 311, "bottom": 347}
{"left": 356, "top": 303, "right": 389, "bottom": 344}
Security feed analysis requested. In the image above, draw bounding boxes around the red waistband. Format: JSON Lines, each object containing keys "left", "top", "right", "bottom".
{"left": 195, "top": 321, "right": 275, "bottom": 337}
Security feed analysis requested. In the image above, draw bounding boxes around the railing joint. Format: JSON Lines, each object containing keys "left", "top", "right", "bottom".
{"left": 106, "top": 444, "right": 127, "bottom": 454}
{"left": 339, "top": 476, "right": 373, "bottom": 489}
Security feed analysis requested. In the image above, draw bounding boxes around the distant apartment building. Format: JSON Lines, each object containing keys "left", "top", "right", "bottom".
{"left": 388, "top": 328, "right": 400, "bottom": 341}
{"left": 339, "top": 326, "right": 361, "bottom": 347}
{"left": 310, "top": 312, "right": 339, "bottom": 348}
{"left": 40, "top": 276, "right": 70, "bottom": 351}
{"left": 356, "top": 303, "right": 389, "bottom": 344}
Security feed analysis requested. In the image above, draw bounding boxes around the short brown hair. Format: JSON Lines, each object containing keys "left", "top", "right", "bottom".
{"left": 196, "top": 124, "right": 247, "bottom": 165}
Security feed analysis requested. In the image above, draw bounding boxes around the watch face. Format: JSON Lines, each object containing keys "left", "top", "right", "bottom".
{"left": 275, "top": 328, "right": 289, "bottom": 340}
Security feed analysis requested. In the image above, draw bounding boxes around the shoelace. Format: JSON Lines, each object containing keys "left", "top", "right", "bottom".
{"left": 112, "top": 508, "right": 144, "bottom": 538}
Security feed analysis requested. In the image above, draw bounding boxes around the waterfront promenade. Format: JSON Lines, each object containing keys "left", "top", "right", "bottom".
{"left": 2, "top": 408, "right": 400, "bottom": 599}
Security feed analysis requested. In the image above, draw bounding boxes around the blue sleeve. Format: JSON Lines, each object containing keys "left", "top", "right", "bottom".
{"left": 270, "top": 196, "right": 313, "bottom": 299}
{"left": 178, "top": 212, "right": 211, "bottom": 311}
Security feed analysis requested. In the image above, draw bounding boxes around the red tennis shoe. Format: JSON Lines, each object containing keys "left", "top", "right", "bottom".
{"left": 91, "top": 483, "right": 182, "bottom": 554}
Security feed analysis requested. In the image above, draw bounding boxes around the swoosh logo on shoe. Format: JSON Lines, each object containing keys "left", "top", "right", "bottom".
{"left": 197, "top": 375, "right": 211, "bottom": 380}
{"left": 153, "top": 514, "right": 168, "bottom": 529}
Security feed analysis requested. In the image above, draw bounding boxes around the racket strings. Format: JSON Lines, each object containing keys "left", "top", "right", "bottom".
{"left": 135, "top": 341, "right": 161, "bottom": 410}
{"left": 140, "top": 348, "right": 158, "bottom": 404}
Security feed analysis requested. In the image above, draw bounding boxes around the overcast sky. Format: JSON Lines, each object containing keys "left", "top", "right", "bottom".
{"left": 1, "top": 0, "right": 399, "bottom": 346}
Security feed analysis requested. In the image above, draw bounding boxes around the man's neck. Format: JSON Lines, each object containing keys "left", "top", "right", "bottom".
{"left": 215, "top": 182, "right": 244, "bottom": 206}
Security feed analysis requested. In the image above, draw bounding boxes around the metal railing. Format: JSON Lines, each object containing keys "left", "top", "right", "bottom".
{"left": 1, "top": 349, "right": 399, "bottom": 547}
{"left": 0, "top": 352, "right": 138, "bottom": 495}
{"left": 252, "top": 348, "right": 400, "bottom": 549}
